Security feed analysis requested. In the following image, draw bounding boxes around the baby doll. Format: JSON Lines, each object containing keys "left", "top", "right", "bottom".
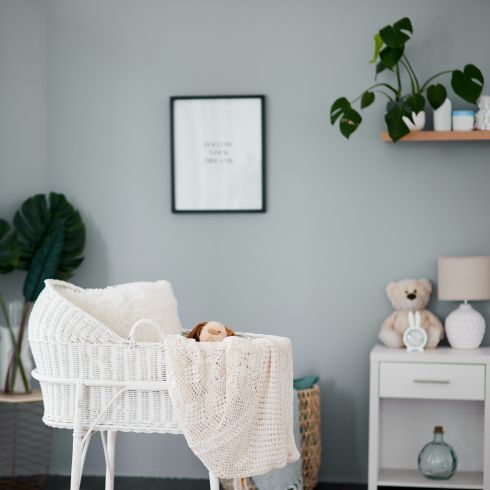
{"left": 187, "top": 321, "right": 235, "bottom": 342}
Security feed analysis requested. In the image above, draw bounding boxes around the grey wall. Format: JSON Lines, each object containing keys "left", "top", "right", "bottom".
{"left": 3, "top": 0, "right": 490, "bottom": 483}
{"left": 0, "top": 0, "right": 47, "bottom": 297}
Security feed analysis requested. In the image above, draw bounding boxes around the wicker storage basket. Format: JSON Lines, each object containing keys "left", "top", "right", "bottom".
{"left": 220, "top": 384, "right": 321, "bottom": 490}
{"left": 297, "top": 385, "right": 321, "bottom": 490}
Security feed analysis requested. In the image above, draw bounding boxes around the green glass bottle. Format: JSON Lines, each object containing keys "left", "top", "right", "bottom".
{"left": 418, "top": 426, "right": 457, "bottom": 480}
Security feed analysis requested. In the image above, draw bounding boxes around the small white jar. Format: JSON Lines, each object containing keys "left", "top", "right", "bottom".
{"left": 452, "top": 110, "right": 475, "bottom": 131}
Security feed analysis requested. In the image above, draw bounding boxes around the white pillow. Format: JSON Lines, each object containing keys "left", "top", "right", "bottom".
{"left": 54, "top": 280, "right": 182, "bottom": 342}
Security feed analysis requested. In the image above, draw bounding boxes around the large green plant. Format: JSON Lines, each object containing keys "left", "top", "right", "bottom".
{"left": 4, "top": 192, "right": 85, "bottom": 393}
{"left": 330, "top": 17, "right": 485, "bottom": 141}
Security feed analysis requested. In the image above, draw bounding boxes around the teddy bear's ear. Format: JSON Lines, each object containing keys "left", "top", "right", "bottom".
{"left": 419, "top": 278, "right": 432, "bottom": 294}
{"left": 187, "top": 322, "right": 207, "bottom": 341}
{"left": 386, "top": 282, "right": 397, "bottom": 298}
{"left": 385, "top": 282, "right": 399, "bottom": 307}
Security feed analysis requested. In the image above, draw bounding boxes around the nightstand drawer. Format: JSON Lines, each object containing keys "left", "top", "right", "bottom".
{"left": 379, "top": 362, "right": 485, "bottom": 400}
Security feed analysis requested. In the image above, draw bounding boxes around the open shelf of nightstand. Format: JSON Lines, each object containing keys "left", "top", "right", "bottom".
{"left": 378, "top": 469, "right": 483, "bottom": 489}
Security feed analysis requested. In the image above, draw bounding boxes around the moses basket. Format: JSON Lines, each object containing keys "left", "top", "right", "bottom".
{"left": 29, "top": 279, "right": 252, "bottom": 490}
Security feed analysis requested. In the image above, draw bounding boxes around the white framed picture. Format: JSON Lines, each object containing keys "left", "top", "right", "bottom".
{"left": 170, "top": 96, "right": 266, "bottom": 213}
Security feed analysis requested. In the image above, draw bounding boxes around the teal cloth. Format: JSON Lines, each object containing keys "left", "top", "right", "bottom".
{"left": 293, "top": 376, "right": 319, "bottom": 390}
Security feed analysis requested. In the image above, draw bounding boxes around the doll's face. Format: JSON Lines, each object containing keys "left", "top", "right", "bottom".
{"left": 199, "top": 321, "right": 228, "bottom": 342}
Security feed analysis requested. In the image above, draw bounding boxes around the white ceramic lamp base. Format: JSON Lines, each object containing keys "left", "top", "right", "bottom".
{"left": 445, "top": 303, "right": 485, "bottom": 349}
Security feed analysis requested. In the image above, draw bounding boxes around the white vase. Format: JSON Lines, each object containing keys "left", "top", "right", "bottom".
{"left": 433, "top": 99, "right": 452, "bottom": 131}
{"left": 402, "top": 111, "right": 426, "bottom": 131}
{"left": 0, "top": 325, "right": 32, "bottom": 393}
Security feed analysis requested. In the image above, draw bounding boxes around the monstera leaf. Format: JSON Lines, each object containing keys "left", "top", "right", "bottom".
{"left": 330, "top": 97, "right": 363, "bottom": 139}
{"left": 0, "top": 219, "right": 19, "bottom": 273}
{"left": 451, "top": 64, "right": 484, "bottom": 104}
{"left": 376, "top": 17, "right": 413, "bottom": 72}
{"left": 14, "top": 192, "right": 85, "bottom": 302}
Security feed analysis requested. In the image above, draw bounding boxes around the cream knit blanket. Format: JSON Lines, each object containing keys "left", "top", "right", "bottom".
{"left": 164, "top": 333, "right": 300, "bottom": 479}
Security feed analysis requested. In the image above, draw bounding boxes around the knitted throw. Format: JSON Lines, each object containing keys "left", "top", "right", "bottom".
{"left": 164, "top": 334, "right": 300, "bottom": 479}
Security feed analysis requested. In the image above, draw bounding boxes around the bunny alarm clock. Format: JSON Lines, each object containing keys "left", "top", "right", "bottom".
{"left": 403, "top": 311, "right": 427, "bottom": 352}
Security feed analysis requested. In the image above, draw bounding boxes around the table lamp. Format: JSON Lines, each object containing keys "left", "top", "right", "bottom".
{"left": 438, "top": 256, "right": 490, "bottom": 349}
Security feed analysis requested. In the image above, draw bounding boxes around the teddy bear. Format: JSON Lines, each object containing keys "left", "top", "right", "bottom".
{"left": 187, "top": 321, "right": 235, "bottom": 342}
{"left": 379, "top": 278, "right": 444, "bottom": 349}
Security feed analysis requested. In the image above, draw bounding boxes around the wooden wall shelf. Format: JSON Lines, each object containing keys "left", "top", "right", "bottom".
{"left": 381, "top": 130, "right": 490, "bottom": 142}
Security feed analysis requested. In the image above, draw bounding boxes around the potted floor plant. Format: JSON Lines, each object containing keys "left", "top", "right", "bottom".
{"left": 0, "top": 192, "right": 85, "bottom": 393}
{"left": 330, "top": 17, "right": 485, "bottom": 141}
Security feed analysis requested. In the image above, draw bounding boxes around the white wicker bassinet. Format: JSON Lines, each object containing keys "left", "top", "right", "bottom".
{"left": 28, "top": 279, "right": 228, "bottom": 490}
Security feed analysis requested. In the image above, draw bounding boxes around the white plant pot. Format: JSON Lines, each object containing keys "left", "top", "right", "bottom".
{"left": 402, "top": 111, "right": 426, "bottom": 131}
{"left": 445, "top": 303, "right": 485, "bottom": 349}
{"left": 0, "top": 325, "right": 32, "bottom": 393}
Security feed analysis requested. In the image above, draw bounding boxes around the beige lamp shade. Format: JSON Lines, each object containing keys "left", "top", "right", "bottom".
{"left": 438, "top": 256, "right": 490, "bottom": 301}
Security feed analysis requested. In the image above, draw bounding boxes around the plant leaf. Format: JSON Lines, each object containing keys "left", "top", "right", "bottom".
{"left": 0, "top": 220, "right": 19, "bottom": 273}
{"left": 379, "top": 26, "right": 403, "bottom": 48}
{"left": 427, "top": 84, "right": 447, "bottom": 109}
{"left": 379, "top": 46, "right": 404, "bottom": 70}
{"left": 361, "top": 91, "right": 376, "bottom": 109}
{"left": 370, "top": 34, "right": 384, "bottom": 64}
{"left": 393, "top": 17, "right": 413, "bottom": 37}
{"left": 14, "top": 192, "right": 85, "bottom": 276}
{"left": 385, "top": 103, "right": 410, "bottom": 142}
{"left": 23, "top": 227, "right": 65, "bottom": 302}
{"left": 406, "top": 94, "right": 426, "bottom": 113}
{"left": 451, "top": 64, "right": 485, "bottom": 104}
{"left": 379, "top": 17, "right": 412, "bottom": 49}
{"left": 330, "top": 97, "right": 350, "bottom": 125}
{"left": 340, "top": 108, "right": 362, "bottom": 139}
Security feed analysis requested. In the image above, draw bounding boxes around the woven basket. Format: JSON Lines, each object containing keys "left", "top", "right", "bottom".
{"left": 297, "top": 385, "right": 321, "bottom": 490}
{"left": 221, "top": 385, "right": 321, "bottom": 490}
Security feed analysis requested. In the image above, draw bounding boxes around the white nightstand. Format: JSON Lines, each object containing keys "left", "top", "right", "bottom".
{"left": 369, "top": 345, "right": 490, "bottom": 490}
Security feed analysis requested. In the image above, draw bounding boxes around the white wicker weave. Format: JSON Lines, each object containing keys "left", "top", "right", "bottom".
{"left": 28, "top": 280, "right": 226, "bottom": 490}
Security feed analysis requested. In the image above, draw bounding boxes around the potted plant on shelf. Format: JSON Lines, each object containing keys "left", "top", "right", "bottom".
{"left": 0, "top": 192, "right": 86, "bottom": 394}
{"left": 330, "top": 17, "right": 485, "bottom": 141}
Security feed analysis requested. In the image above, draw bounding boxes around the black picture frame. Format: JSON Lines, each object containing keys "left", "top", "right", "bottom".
{"left": 170, "top": 95, "right": 266, "bottom": 213}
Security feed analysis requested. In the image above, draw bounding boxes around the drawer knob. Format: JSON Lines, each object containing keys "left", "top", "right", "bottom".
{"left": 413, "top": 379, "right": 451, "bottom": 384}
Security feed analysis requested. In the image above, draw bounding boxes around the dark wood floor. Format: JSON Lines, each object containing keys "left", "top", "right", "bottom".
{"left": 42, "top": 476, "right": 441, "bottom": 490}
{"left": 44, "top": 476, "right": 367, "bottom": 489}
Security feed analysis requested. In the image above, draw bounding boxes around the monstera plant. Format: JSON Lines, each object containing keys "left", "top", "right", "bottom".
{"left": 2, "top": 192, "right": 85, "bottom": 393}
{"left": 330, "top": 17, "right": 485, "bottom": 141}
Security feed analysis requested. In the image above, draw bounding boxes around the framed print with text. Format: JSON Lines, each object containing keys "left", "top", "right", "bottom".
{"left": 170, "top": 95, "right": 266, "bottom": 213}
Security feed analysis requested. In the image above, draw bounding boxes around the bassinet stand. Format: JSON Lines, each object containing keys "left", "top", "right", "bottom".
{"left": 32, "top": 369, "right": 221, "bottom": 490}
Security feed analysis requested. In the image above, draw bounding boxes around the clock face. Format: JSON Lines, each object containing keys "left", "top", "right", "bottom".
{"left": 403, "top": 327, "right": 428, "bottom": 351}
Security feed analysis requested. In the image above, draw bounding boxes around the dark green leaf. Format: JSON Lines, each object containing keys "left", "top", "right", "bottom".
{"left": 406, "top": 94, "right": 426, "bottom": 113}
{"left": 361, "top": 91, "right": 375, "bottom": 109}
{"left": 385, "top": 104, "right": 410, "bottom": 142}
{"left": 330, "top": 97, "right": 350, "bottom": 125}
{"left": 451, "top": 64, "right": 485, "bottom": 104}
{"left": 23, "top": 227, "right": 65, "bottom": 302}
{"left": 13, "top": 192, "right": 85, "bottom": 299}
{"left": 427, "top": 84, "right": 447, "bottom": 109}
{"left": 0, "top": 220, "right": 19, "bottom": 274}
{"left": 380, "top": 26, "right": 403, "bottom": 48}
{"left": 379, "top": 46, "right": 404, "bottom": 70}
{"left": 393, "top": 17, "right": 413, "bottom": 37}
{"left": 370, "top": 34, "right": 384, "bottom": 64}
{"left": 340, "top": 108, "right": 362, "bottom": 139}
{"left": 379, "top": 17, "right": 412, "bottom": 49}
